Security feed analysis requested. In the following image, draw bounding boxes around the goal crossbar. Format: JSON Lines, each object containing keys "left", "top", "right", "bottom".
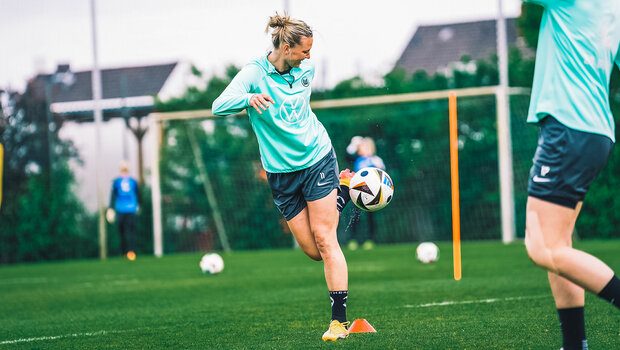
{"left": 149, "top": 86, "right": 530, "bottom": 121}
{"left": 148, "top": 85, "right": 530, "bottom": 256}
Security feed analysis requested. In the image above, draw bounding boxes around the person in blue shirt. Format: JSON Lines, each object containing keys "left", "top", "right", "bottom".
{"left": 523, "top": 1, "right": 620, "bottom": 348}
{"left": 212, "top": 12, "right": 353, "bottom": 341}
{"left": 347, "top": 137, "right": 385, "bottom": 250}
{"left": 108, "top": 161, "right": 140, "bottom": 261}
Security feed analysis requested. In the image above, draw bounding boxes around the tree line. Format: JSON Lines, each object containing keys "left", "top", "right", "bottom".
{"left": 1, "top": 3, "right": 619, "bottom": 263}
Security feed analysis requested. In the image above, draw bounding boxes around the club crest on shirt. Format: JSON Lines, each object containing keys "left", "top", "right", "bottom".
{"left": 278, "top": 96, "right": 308, "bottom": 127}
{"left": 301, "top": 77, "right": 310, "bottom": 87}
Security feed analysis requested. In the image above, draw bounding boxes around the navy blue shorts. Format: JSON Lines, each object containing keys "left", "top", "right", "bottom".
{"left": 267, "top": 149, "right": 340, "bottom": 221}
{"left": 528, "top": 116, "right": 613, "bottom": 209}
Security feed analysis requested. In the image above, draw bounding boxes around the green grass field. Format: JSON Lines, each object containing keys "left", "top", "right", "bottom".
{"left": 1, "top": 240, "right": 619, "bottom": 349}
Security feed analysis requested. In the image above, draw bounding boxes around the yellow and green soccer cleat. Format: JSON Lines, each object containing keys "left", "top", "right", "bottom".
{"left": 322, "top": 320, "right": 350, "bottom": 341}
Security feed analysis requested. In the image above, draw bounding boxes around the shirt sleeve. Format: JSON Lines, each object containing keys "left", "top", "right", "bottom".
{"left": 212, "top": 64, "right": 261, "bottom": 116}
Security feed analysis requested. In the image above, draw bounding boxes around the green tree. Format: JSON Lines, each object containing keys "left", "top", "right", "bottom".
{"left": 0, "top": 81, "right": 97, "bottom": 263}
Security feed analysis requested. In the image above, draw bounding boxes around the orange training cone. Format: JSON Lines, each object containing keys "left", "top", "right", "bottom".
{"left": 348, "top": 319, "right": 377, "bottom": 333}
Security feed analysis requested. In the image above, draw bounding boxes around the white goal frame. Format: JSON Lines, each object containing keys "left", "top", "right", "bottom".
{"left": 148, "top": 85, "right": 530, "bottom": 256}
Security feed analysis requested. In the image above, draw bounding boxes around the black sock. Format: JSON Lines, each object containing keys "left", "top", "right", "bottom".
{"left": 336, "top": 185, "right": 351, "bottom": 213}
{"left": 329, "top": 290, "right": 347, "bottom": 323}
{"left": 557, "top": 307, "right": 587, "bottom": 350}
{"left": 597, "top": 275, "right": 620, "bottom": 310}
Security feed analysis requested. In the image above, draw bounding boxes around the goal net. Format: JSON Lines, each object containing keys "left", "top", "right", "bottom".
{"left": 149, "top": 86, "right": 534, "bottom": 255}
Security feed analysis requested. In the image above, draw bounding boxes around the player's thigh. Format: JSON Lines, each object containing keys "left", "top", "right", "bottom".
{"left": 307, "top": 189, "right": 339, "bottom": 243}
{"left": 286, "top": 208, "right": 321, "bottom": 260}
{"left": 526, "top": 116, "right": 611, "bottom": 249}
{"left": 526, "top": 196, "right": 579, "bottom": 250}
{"left": 127, "top": 213, "right": 137, "bottom": 232}
{"left": 117, "top": 214, "right": 127, "bottom": 234}
{"left": 301, "top": 148, "right": 340, "bottom": 239}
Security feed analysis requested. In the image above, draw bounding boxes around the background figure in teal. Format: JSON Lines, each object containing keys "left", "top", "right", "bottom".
{"left": 523, "top": 1, "right": 620, "bottom": 349}
{"left": 346, "top": 137, "right": 385, "bottom": 250}
{"left": 108, "top": 161, "right": 140, "bottom": 260}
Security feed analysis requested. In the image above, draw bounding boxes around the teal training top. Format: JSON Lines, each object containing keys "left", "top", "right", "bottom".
{"left": 212, "top": 55, "right": 332, "bottom": 173}
{"left": 525, "top": 0, "right": 620, "bottom": 142}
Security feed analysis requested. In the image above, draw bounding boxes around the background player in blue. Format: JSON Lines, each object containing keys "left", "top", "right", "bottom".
{"left": 347, "top": 137, "right": 385, "bottom": 250}
{"left": 212, "top": 13, "right": 353, "bottom": 341}
{"left": 108, "top": 161, "right": 140, "bottom": 261}
{"left": 523, "top": 1, "right": 620, "bottom": 349}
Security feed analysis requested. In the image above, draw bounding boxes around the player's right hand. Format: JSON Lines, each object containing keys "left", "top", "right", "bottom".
{"left": 249, "top": 93, "right": 275, "bottom": 115}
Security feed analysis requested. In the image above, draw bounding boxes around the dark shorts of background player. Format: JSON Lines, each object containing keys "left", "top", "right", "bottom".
{"left": 528, "top": 115, "right": 614, "bottom": 209}
{"left": 267, "top": 148, "right": 340, "bottom": 221}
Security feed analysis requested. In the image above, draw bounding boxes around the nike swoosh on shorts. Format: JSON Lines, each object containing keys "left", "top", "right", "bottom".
{"left": 532, "top": 175, "right": 552, "bottom": 183}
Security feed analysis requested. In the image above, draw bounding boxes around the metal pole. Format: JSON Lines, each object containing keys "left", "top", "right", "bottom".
{"left": 120, "top": 74, "right": 129, "bottom": 161}
{"left": 150, "top": 118, "right": 163, "bottom": 257}
{"left": 496, "top": 0, "right": 516, "bottom": 243}
{"left": 91, "top": 0, "right": 107, "bottom": 259}
{"left": 45, "top": 79, "right": 54, "bottom": 188}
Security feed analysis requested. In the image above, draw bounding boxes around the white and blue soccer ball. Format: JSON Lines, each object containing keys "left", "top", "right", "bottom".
{"left": 200, "top": 253, "right": 224, "bottom": 275}
{"left": 349, "top": 167, "right": 394, "bottom": 212}
{"left": 416, "top": 242, "right": 439, "bottom": 264}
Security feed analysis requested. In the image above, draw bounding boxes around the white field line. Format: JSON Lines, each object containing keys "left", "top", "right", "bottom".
{"left": 404, "top": 294, "right": 548, "bottom": 308}
{"left": 0, "top": 330, "right": 124, "bottom": 345}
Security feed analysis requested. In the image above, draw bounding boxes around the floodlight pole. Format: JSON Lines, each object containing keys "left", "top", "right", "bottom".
{"left": 496, "top": 0, "right": 516, "bottom": 243}
{"left": 91, "top": 0, "right": 107, "bottom": 259}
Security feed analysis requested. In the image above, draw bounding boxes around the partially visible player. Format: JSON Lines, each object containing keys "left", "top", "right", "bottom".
{"left": 212, "top": 12, "right": 354, "bottom": 341}
{"left": 108, "top": 161, "right": 140, "bottom": 260}
{"left": 348, "top": 137, "right": 385, "bottom": 250}
{"left": 523, "top": 1, "right": 620, "bottom": 349}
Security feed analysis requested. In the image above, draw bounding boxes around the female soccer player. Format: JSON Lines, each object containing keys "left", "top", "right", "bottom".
{"left": 523, "top": 1, "right": 620, "bottom": 349}
{"left": 212, "top": 12, "right": 353, "bottom": 341}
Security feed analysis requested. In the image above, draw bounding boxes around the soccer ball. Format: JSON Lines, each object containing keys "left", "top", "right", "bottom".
{"left": 416, "top": 242, "right": 439, "bottom": 264}
{"left": 349, "top": 167, "right": 394, "bottom": 212}
{"left": 199, "top": 253, "right": 224, "bottom": 275}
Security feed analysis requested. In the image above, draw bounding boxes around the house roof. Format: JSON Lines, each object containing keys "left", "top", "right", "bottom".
{"left": 394, "top": 18, "right": 522, "bottom": 74}
{"left": 44, "top": 62, "right": 178, "bottom": 102}
{"left": 28, "top": 62, "right": 180, "bottom": 121}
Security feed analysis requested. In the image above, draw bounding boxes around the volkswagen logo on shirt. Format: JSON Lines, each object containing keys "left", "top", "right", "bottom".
{"left": 278, "top": 96, "right": 308, "bottom": 126}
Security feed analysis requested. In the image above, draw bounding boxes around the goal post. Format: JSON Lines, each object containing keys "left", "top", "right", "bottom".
{"left": 148, "top": 85, "right": 531, "bottom": 256}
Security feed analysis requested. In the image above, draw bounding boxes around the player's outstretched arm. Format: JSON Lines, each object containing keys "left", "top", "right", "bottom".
{"left": 212, "top": 65, "right": 271, "bottom": 116}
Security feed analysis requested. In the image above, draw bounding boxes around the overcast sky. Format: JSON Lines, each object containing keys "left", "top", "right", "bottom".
{"left": 0, "top": 0, "right": 523, "bottom": 92}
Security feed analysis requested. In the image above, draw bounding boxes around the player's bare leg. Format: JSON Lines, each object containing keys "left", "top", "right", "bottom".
{"left": 307, "top": 189, "right": 350, "bottom": 341}
{"left": 525, "top": 197, "right": 614, "bottom": 293}
{"left": 308, "top": 189, "right": 347, "bottom": 291}
{"left": 287, "top": 208, "right": 321, "bottom": 261}
{"left": 286, "top": 169, "right": 355, "bottom": 262}
{"left": 525, "top": 196, "right": 618, "bottom": 349}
